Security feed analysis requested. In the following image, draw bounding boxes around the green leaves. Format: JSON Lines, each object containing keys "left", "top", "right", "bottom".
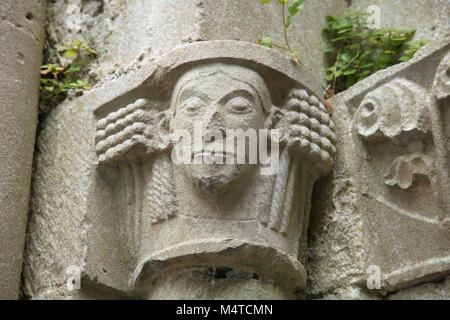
{"left": 396, "top": 40, "right": 429, "bottom": 62}
{"left": 259, "top": 36, "right": 273, "bottom": 48}
{"left": 259, "top": 0, "right": 305, "bottom": 64}
{"left": 323, "top": 11, "right": 428, "bottom": 93}
{"left": 285, "top": 0, "right": 305, "bottom": 28}
{"left": 288, "top": 0, "right": 305, "bottom": 15}
{"left": 261, "top": 0, "right": 306, "bottom": 28}
{"left": 40, "top": 40, "right": 98, "bottom": 104}
{"left": 40, "top": 64, "right": 64, "bottom": 76}
{"left": 56, "top": 40, "right": 99, "bottom": 58}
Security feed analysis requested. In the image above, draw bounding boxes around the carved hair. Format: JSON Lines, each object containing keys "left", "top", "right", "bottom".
{"left": 262, "top": 88, "right": 337, "bottom": 233}
{"left": 281, "top": 88, "right": 337, "bottom": 171}
{"left": 170, "top": 63, "right": 272, "bottom": 115}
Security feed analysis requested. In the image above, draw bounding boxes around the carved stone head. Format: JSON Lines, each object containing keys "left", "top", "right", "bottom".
{"left": 169, "top": 63, "right": 272, "bottom": 195}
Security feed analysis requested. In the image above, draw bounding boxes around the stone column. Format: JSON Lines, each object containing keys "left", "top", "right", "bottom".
{"left": 0, "top": 0, "right": 45, "bottom": 299}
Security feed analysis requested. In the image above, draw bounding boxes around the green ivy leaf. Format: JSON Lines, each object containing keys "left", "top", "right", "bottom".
{"left": 340, "top": 52, "right": 353, "bottom": 63}
{"left": 360, "top": 62, "right": 375, "bottom": 69}
{"left": 64, "top": 49, "right": 78, "bottom": 58}
{"left": 404, "top": 49, "right": 417, "bottom": 55}
{"left": 343, "top": 69, "right": 358, "bottom": 75}
{"left": 359, "top": 50, "right": 374, "bottom": 61}
{"left": 85, "top": 47, "right": 99, "bottom": 55}
{"left": 259, "top": 37, "right": 273, "bottom": 48}
{"left": 378, "top": 52, "right": 393, "bottom": 63}
{"left": 288, "top": 0, "right": 305, "bottom": 17}
{"left": 337, "top": 27, "right": 353, "bottom": 34}
{"left": 398, "top": 55, "right": 413, "bottom": 62}
{"left": 331, "top": 36, "right": 350, "bottom": 42}
{"left": 325, "top": 73, "right": 334, "bottom": 81}
{"left": 261, "top": 0, "right": 272, "bottom": 4}
{"left": 70, "top": 40, "right": 83, "bottom": 48}
{"left": 358, "top": 70, "right": 372, "bottom": 78}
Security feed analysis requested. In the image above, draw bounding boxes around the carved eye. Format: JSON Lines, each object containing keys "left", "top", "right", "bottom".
{"left": 181, "top": 97, "right": 205, "bottom": 115}
{"left": 226, "top": 97, "right": 253, "bottom": 114}
{"left": 362, "top": 101, "right": 376, "bottom": 115}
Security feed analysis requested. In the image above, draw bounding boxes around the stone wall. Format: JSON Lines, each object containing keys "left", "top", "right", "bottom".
{"left": 347, "top": 0, "right": 449, "bottom": 41}
{"left": 3, "top": 0, "right": 448, "bottom": 299}
{"left": 42, "top": 0, "right": 348, "bottom": 87}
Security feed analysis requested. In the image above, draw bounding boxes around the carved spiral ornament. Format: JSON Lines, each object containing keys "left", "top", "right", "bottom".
{"left": 355, "top": 79, "right": 430, "bottom": 143}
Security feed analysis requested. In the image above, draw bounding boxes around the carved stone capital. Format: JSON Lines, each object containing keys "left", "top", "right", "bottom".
{"left": 88, "top": 40, "right": 336, "bottom": 298}
{"left": 330, "top": 39, "right": 450, "bottom": 294}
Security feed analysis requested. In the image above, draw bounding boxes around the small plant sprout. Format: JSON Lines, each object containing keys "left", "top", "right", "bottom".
{"left": 259, "top": 0, "right": 306, "bottom": 64}
{"left": 40, "top": 40, "right": 98, "bottom": 104}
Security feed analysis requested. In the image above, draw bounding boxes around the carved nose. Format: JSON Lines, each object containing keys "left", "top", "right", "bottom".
{"left": 202, "top": 129, "right": 226, "bottom": 144}
{"left": 203, "top": 103, "right": 223, "bottom": 129}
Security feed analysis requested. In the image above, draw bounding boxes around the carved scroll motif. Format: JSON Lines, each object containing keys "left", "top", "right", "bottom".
{"left": 384, "top": 152, "right": 436, "bottom": 190}
{"left": 354, "top": 79, "right": 430, "bottom": 143}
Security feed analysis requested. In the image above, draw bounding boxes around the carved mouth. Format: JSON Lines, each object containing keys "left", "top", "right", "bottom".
{"left": 193, "top": 150, "right": 235, "bottom": 162}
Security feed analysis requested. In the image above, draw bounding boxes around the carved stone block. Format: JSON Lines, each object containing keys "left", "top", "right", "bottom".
{"left": 329, "top": 39, "right": 450, "bottom": 295}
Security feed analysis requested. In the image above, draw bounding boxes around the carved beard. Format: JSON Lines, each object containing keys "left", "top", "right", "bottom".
{"left": 181, "top": 159, "right": 255, "bottom": 197}
{"left": 191, "top": 173, "right": 232, "bottom": 197}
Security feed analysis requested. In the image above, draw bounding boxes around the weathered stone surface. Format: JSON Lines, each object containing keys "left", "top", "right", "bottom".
{"left": 43, "top": 0, "right": 347, "bottom": 86}
{"left": 347, "top": 0, "right": 450, "bottom": 41}
{"left": 307, "top": 39, "right": 450, "bottom": 298}
{"left": 0, "top": 0, "right": 45, "bottom": 299}
{"left": 387, "top": 276, "right": 450, "bottom": 300}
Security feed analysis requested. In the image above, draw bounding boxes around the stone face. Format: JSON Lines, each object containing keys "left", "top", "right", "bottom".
{"left": 0, "top": 0, "right": 45, "bottom": 299}
{"left": 307, "top": 39, "right": 450, "bottom": 298}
